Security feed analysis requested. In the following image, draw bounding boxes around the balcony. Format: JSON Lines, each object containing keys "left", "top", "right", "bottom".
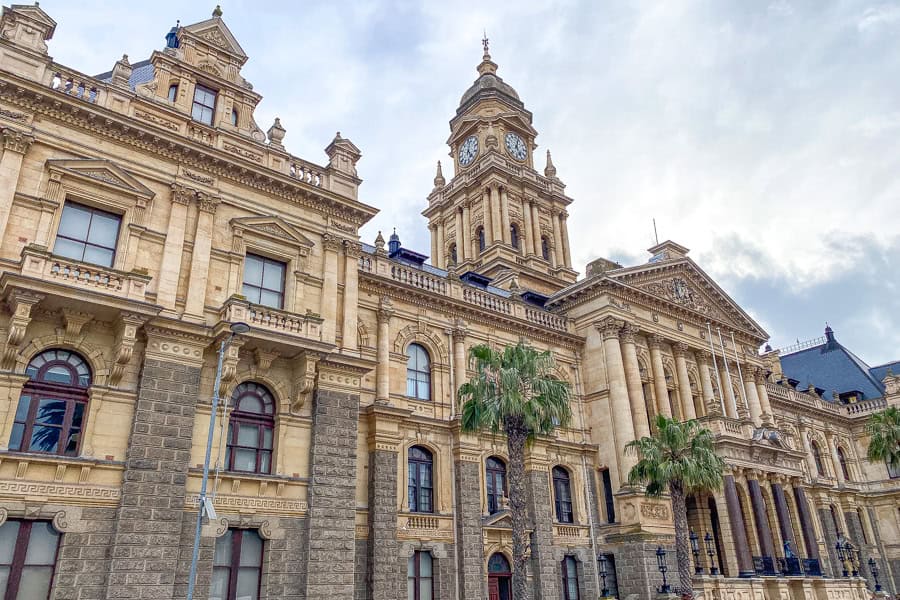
{"left": 219, "top": 297, "right": 324, "bottom": 343}
{"left": 397, "top": 512, "right": 454, "bottom": 541}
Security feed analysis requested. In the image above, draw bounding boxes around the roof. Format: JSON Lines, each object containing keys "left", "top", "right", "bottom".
{"left": 95, "top": 59, "right": 154, "bottom": 91}
{"left": 780, "top": 328, "right": 885, "bottom": 401}
{"left": 870, "top": 360, "right": 900, "bottom": 385}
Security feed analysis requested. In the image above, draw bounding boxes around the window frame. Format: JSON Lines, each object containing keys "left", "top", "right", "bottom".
{"left": 0, "top": 519, "right": 62, "bottom": 600}
{"left": 486, "top": 456, "right": 507, "bottom": 515}
{"left": 552, "top": 466, "right": 574, "bottom": 524}
{"left": 408, "top": 445, "right": 434, "bottom": 514}
{"left": 53, "top": 200, "right": 122, "bottom": 268}
{"left": 836, "top": 446, "right": 850, "bottom": 481}
{"left": 541, "top": 236, "right": 550, "bottom": 260}
{"left": 407, "top": 550, "right": 434, "bottom": 600}
{"left": 810, "top": 440, "right": 826, "bottom": 477}
{"left": 448, "top": 243, "right": 457, "bottom": 265}
{"left": 225, "top": 382, "right": 275, "bottom": 475}
{"left": 211, "top": 529, "right": 263, "bottom": 600}
{"left": 510, "top": 224, "right": 519, "bottom": 250}
{"left": 561, "top": 555, "right": 580, "bottom": 600}
{"left": 191, "top": 83, "right": 218, "bottom": 126}
{"left": 168, "top": 83, "right": 179, "bottom": 102}
{"left": 477, "top": 226, "right": 486, "bottom": 252}
{"left": 405, "top": 343, "right": 432, "bottom": 402}
{"left": 242, "top": 253, "right": 287, "bottom": 310}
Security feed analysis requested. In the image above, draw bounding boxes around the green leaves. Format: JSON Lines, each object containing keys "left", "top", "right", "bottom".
{"left": 865, "top": 406, "right": 900, "bottom": 471}
{"left": 458, "top": 342, "right": 572, "bottom": 439}
{"left": 626, "top": 414, "right": 725, "bottom": 498}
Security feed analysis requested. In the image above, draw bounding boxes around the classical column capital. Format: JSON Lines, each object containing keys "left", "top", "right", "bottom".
{"left": 673, "top": 342, "right": 691, "bottom": 358}
{"left": 171, "top": 183, "right": 194, "bottom": 205}
{"left": 753, "top": 367, "right": 768, "bottom": 384}
{"left": 620, "top": 321, "right": 639, "bottom": 344}
{"left": 343, "top": 240, "right": 363, "bottom": 258}
{"left": 648, "top": 333, "right": 666, "bottom": 349}
{"left": 376, "top": 296, "right": 394, "bottom": 324}
{"left": 595, "top": 317, "right": 624, "bottom": 341}
{"left": 695, "top": 349, "right": 714, "bottom": 366}
{"left": 450, "top": 317, "right": 468, "bottom": 340}
{"left": 196, "top": 191, "right": 220, "bottom": 214}
{"left": 2, "top": 127, "right": 34, "bottom": 154}
{"left": 322, "top": 232, "right": 342, "bottom": 252}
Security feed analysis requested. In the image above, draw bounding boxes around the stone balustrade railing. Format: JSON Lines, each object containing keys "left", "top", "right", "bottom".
{"left": 462, "top": 286, "right": 511, "bottom": 315}
{"left": 845, "top": 397, "right": 885, "bottom": 415}
{"left": 19, "top": 245, "right": 150, "bottom": 301}
{"left": 525, "top": 306, "right": 567, "bottom": 331}
{"left": 220, "top": 296, "right": 323, "bottom": 341}
{"left": 766, "top": 382, "right": 844, "bottom": 415}
{"left": 289, "top": 160, "right": 327, "bottom": 188}
{"left": 49, "top": 67, "right": 102, "bottom": 104}
{"left": 391, "top": 265, "right": 448, "bottom": 294}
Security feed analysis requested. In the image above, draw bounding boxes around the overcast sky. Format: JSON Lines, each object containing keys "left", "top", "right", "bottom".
{"left": 36, "top": 0, "right": 899, "bottom": 366}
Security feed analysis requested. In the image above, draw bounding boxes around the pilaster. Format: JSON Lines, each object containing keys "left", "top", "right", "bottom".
{"left": 0, "top": 127, "right": 34, "bottom": 242}
{"left": 673, "top": 343, "right": 696, "bottom": 421}
{"left": 183, "top": 192, "right": 220, "bottom": 321}
{"left": 342, "top": 240, "right": 362, "bottom": 351}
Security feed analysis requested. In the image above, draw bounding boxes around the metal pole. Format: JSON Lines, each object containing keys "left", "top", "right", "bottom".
{"left": 187, "top": 335, "right": 230, "bottom": 600}
{"left": 706, "top": 322, "right": 725, "bottom": 415}
{"left": 716, "top": 328, "right": 735, "bottom": 415}
{"left": 729, "top": 331, "right": 749, "bottom": 412}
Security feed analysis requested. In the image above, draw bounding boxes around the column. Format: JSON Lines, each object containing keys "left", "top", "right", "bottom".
{"left": 183, "top": 193, "right": 219, "bottom": 319}
{"left": 744, "top": 368, "right": 762, "bottom": 426}
{"left": 724, "top": 474, "right": 756, "bottom": 576}
{"left": 551, "top": 208, "right": 564, "bottom": 268}
{"left": 500, "top": 186, "right": 511, "bottom": 244}
{"left": 490, "top": 184, "right": 502, "bottom": 242}
{"left": 461, "top": 201, "right": 471, "bottom": 261}
{"left": 376, "top": 298, "right": 393, "bottom": 403}
{"left": 435, "top": 221, "right": 444, "bottom": 268}
{"left": 798, "top": 422, "right": 818, "bottom": 477}
{"left": 482, "top": 187, "right": 493, "bottom": 247}
{"left": 318, "top": 234, "right": 341, "bottom": 343}
{"left": 531, "top": 202, "right": 542, "bottom": 258}
{"left": 755, "top": 370, "right": 773, "bottom": 423}
{"left": 156, "top": 185, "right": 192, "bottom": 311}
{"left": 649, "top": 335, "right": 672, "bottom": 418}
{"left": 771, "top": 480, "right": 797, "bottom": 551}
{"left": 825, "top": 431, "right": 845, "bottom": 486}
{"left": 620, "top": 323, "right": 651, "bottom": 439}
{"left": 0, "top": 128, "right": 34, "bottom": 242}
{"left": 560, "top": 211, "right": 572, "bottom": 268}
{"left": 598, "top": 318, "right": 637, "bottom": 482}
{"left": 719, "top": 364, "right": 738, "bottom": 419}
{"left": 523, "top": 199, "right": 534, "bottom": 255}
{"left": 698, "top": 353, "right": 716, "bottom": 415}
{"left": 747, "top": 477, "right": 777, "bottom": 560}
{"left": 452, "top": 322, "right": 467, "bottom": 411}
{"left": 792, "top": 485, "right": 820, "bottom": 560}
{"left": 342, "top": 241, "right": 361, "bottom": 351}
{"left": 454, "top": 207, "right": 463, "bottom": 263}
{"left": 674, "top": 343, "right": 696, "bottom": 421}
{"left": 430, "top": 224, "right": 438, "bottom": 267}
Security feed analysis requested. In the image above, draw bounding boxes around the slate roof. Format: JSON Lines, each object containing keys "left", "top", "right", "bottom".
{"left": 94, "top": 59, "right": 154, "bottom": 91}
{"left": 870, "top": 360, "right": 900, "bottom": 386}
{"left": 780, "top": 327, "right": 886, "bottom": 401}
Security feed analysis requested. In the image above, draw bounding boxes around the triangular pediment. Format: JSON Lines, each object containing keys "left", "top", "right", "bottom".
{"left": 231, "top": 216, "right": 315, "bottom": 249}
{"left": 606, "top": 257, "right": 768, "bottom": 339}
{"left": 482, "top": 510, "right": 512, "bottom": 529}
{"left": 47, "top": 159, "right": 154, "bottom": 199}
{"left": 181, "top": 18, "right": 247, "bottom": 61}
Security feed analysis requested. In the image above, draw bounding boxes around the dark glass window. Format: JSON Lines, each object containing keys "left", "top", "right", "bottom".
{"left": 231, "top": 108, "right": 239, "bottom": 126}
{"left": 168, "top": 83, "right": 178, "bottom": 102}
{"left": 857, "top": 509, "right": 868, "bottom": 544}
{"left": 837, "top": 447, "right": 850, "bottom": 481}
{"left": 830, "top": 505, "right": 841, "bottom": 535}
{"left": 541, "top": 236, "right": 550, "bottom": 260}
{"left": 510, "top": 224, "right": 519, "bottom": 249}
{"left": 54, "top": 201, "right": 121, "bottom": 268}
{"left": 192, "top": 83, "right": 217, "bottom": 125}
{"left": 600, "top": 468, "right": 615, "bottom": 523}
{"left": 810, "top": 441, "right": 826, "bottom": 477}
{"left": 408, "top": 445, "right": 433, "bottom": 513}
{"left": 210, "top": 529, "right": 263, "bottom": 600}
{"left": 477, "top": 227, "right": 486, "bottom": 252}
{"left": 242, "top": 254, "right": 286, "bottom": 309}
{"left": 0, "top": 520, "right": 61, "bottom": 600}
{"left": 553, "top": 466, "right": 573, "bottom": 524}
{"left": 488, "top": 553, "right": 510, "bottom": 573}
{"left": 598, "top": 554, "right": 620, "bottom": 598}
{"left": 407, "top": 551, "right": 433, "bottom": 600}
{"left": 561, "top": 555, "right": 580, "bottom": 600}
{"left": 10, "top": 349, "right": 91, "bottom": 456}
{"left": 406, "top": 344, "right": 431, "bottom": 401}
{"left": 226, "top": 382, "right": 275, "bottom": 475}
{"left": 486, "top": 456, "right": 507, "bottom": 514}
{"left": 887, "top": 459, "right": 900, "bottom": 479}
{"left": 449, "top": 243, "right": 457, "bottom": 265}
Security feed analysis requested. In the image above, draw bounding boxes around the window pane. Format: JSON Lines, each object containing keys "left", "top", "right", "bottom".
{"left": 259, "top": 290, "right": 282, "bottom": 309}
{"left": 30, "top": 425, "right": 60, "bottom": 453}
{"left": 407, "top": 578, "right": 415, "bottom": 600}
{"left": 71, "top": 402, "right": 85, "bottom": 429}
{"left": 18, "top": 566, "right": 54, "bottom": 599}
{"left": 262, "top": 428, "right": 273, "bottom": 450}
{"left": 14, "top": 396, "right": 30, "bottom": 421}
{"left": 237, "top": 423, "right": 260, "bottom": 447}
{"left": 210, "top": 567, "right": 230, "bottom": 600}
{"left": 419, "top": 552, "right": 432, "bottom": 576}
{"left": 242, "top": 284, "right": 261, "bottom": 304}
{"left": 213, "top": 531, "right": 232, "bottom": 566}
{"left": 53, "top": 237, "right": 86, "bottom": 261}
{"left": 87, "top": 211, "right": 120, "bottom": 247}
{"left": 25, "top": 522, "right": 60, "bottom": 564}
{"left": 233, "top": 449, "right": 257, "bottom": 471}
{"left": 236, "top": 567, "right": 260, "bottom": 599}
{"left": 239, "top": 531, "right": 263, "bottom": 567}
{"left": 65, "top": 426, "right": 81, "bottom": 456}
{"left": 419, "top": 466, "right": 431, "bottom": 487}
{"left": 239, "top": 395, "right": 263, "bottom": 414}
{"left": 407, "top": 556, "right": 415, "bottom": 577}
{"left": 420, "top": 578, "right": 432, "bottom": 600}
{"left": 243, "top": 256, "right": 263, "bottom": 286}
{"left": 259, "top": 451, "right": 271, "bottom": 474}
{"left": 82, "top": 245, "right": 114, "bottom": 267}
{"left": 262, "top": 261, "right": 285, "bottom": 291}
{"left": 44, "top": 366, "right": 74, "bottom": 385}
{"left": 9, "top": 423, "right": 24, "bottom": 450}
{"left": 35, "top": 399, "right": 66, "bottom": 425}
{"left": 0, "top": 567, "right": 8, "bottom": 599}
{"left": 407, "top": 378, "right": 416, "bottom": 397}
{"left": 58, "top": 204, "right": 91, "bottom": 240}
{"left": 0, "top": 521, "right": 21, "bottom": 563}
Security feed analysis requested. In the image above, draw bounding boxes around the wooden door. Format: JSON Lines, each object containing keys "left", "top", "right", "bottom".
{"left": 488, "top": 576, "right": 500, "bottom": 600}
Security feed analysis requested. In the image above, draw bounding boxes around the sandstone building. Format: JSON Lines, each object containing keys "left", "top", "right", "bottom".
{"left": 0, "top": 5, "right": 896, "bottom": 599}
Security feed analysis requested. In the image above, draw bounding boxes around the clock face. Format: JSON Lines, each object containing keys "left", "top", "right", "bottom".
{"left": 458, "top": 135, "right": 479, "bottom": 167}
{"left": 505, "top": 132, "right": 527, "bottom": 161}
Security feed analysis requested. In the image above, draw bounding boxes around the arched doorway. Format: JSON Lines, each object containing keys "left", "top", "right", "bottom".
{"left": 488, "top": 552, "right": 512, "bottom": 600}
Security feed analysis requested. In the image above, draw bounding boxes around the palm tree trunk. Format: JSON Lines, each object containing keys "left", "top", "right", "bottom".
{"left": 670, "top": 481, "right": 693, "bottom": 598}
{"left": 506, "top": 415, "right": 530, "bottom": 600}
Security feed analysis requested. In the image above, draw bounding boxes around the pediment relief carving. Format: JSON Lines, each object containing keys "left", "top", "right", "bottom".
{"left": 231, "top": 216, "right": 315, "bottom": 255}
{"left": 180, "top": 19, "right": 248, "bottom": 61}
{"left": 46, "top": 159, "right": 155, "bottom": 199}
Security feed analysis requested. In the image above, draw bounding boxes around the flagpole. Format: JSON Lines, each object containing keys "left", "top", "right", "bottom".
{"left": 706, "top": 322, "right": 725, "bottom": 415}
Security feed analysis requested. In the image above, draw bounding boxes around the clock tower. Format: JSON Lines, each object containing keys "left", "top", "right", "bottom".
{"left": 423, "top": 38, "right": 578, "bottom": 295}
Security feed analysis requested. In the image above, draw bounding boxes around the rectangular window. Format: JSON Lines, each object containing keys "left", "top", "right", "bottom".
{"left": 0, "top": 520, "right": 61, "bottom": 600}
{"left": 407, "top": 551, "right": 433, "bottom": 600}
{"left": 887, "top": 460, "right": 900, "bottom": 479}
{"left": 600, "top": 468, "right": 615, "bottom": 524}
{"left": 561, "top": 556, "right": 579, "bottom": 600}
{"left": 242, "top": 254, "right": 286, "bottom": 309}
{"left": 210, "top": 529, "right": 263, "bottom": 600}
{"left": 53, "top": 201, "right": 121, "bottom": 268}
{"left": 192, "top": 84, "right": 217, "bottom": 125}
{"left": 598, "top": 554, "right": 619, "bottom": 598}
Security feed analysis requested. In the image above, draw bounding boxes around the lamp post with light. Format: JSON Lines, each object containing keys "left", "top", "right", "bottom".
{"left": 186, "top": 322, "right": 250, "bottom": 600}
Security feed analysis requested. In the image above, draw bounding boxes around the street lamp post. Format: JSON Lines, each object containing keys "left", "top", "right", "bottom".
{"left": 186, "top": 322, "right": 250, "bottom": 600}
{"left": 656, "top": 546, "right": 671, "bottom": 594}
{"left": 690, "top": 530, "right": 702, "bottom": 575}
{"left": 868, "top": 557, "right": 882, "bottom": 592}
{"left": 704, "top": 532, "right": 718, "bottom": 575}
{"left": 598, "top": 554, "right": 610, "bottom": 597}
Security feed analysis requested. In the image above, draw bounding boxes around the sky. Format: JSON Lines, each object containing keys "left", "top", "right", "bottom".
{"left": 36, "top": 0, "right": 899, "bottom": 366}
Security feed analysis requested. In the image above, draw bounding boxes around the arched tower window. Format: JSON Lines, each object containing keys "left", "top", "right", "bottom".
{"left": 10, "top": 349, "right": 92, "bottom": 456}
{"left": 168, "top": 83, "right": 178, "bottom": 102}
{"left": 408, "top": 446, "right": 434, "bottom": 513}
{"left": 231, "top": 107, "right": 239, "bottom": 126}
{"left": 226, "top": 382, "right": 275, "bottom": 474}
{"left": 837, "top": 447, "right": 850, "bottom": 481}
{"left": 486, "top": 456, "right": 507, "bottom": 514}
{"left": 510, "top": 224, "right": 520, "bottom": 250}
{"left": 810, "top": 440, "right": 826, "bottom": 476}
{"left": 477, "top": 226, "right": 486, "bottom": 253}
{"left": 449, "top": 243, "right": 457, "bottom": 265}
{"left": 552, "top": 466, "right": 573, "bottom": 523}
{"left": 406, "top": 344, "right": 431, "bottom": 401}
{"left": 541, "top": 236, "right": 550, "bottom": 260}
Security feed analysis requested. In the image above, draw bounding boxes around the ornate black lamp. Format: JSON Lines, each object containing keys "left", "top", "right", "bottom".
{"left": 848, "top": 544, "right": 860, "bottom": 577}
{"left": 836, "top": 541, "right": 849, "bottom": 577}
{"left": 868, "top": 557, "right": 882, "bottom": 592}
{"left": 598, "top": 554, "right": 610, "bottom": 597}
{"left": 656, "top": 546, "right": 671, "bottom": 593}
{"left": 690, "top": 530, "right": 702, "bottom": 575}
{"left": 704, "top": 532, "right": 719, "bottom": 575}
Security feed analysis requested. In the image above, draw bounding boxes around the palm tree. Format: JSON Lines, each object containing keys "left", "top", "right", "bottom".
{"left": 866, "top": 406, "right": 900, "bottom": 473}
{"left": 458, "top": 342, "right": 572, "bottom": 600}
{"left": 626, "top": 415, "right": 725, "bottom": 599}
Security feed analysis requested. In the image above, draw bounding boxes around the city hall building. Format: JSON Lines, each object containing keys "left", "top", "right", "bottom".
{"left": 0, "top": 4, "right": 896, "bottom": 599}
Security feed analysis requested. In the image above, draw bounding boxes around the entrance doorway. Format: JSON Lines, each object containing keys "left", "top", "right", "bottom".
{"left": 488, "top": 553, "right": 512, "bottom": 600}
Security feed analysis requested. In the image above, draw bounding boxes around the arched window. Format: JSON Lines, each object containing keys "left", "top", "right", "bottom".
{"left": 541, "top": 236, "right": 550, "bottom": 260}
{"left": 837, "top": 447, "right": 850, "bottom": 481}
{"left": 486, "top": 456, "right": 507, "bottom": 514}
{"left": 829, "top": 505, "right": 841, "bottom": 535}
{"left": 552, "top": 466, "right": 573, "bottom": 523}
{"left": 810, "top": 440, "right": 826, "bottom": 476}
{"left": 510, "top": 224, "right": 519, "bottom": 249}
{"left": 226, "top": 382, "right": 275, "bottom": 474}
{"left": 561, "top": 555, "right": 580, "bottom": 600}
{"left": 408, "top": 446, "right": 433, "bottom": 513}
{"left": 231, "top": 107, "right": 239, "bottom": 126}
{"left": 449, "top": 243, "right": 457, "bottom": 265}
{"left": 168, "top": 83, "right": 178, "bottom": 102}
{"left": 406, "top": 344, "right": 431, "bottom": 401}
{"left": 488, "top": 553, "right": 510, "bottom": 574}
{"left": 477, "top": 226, "right": 486, "bottom": 252}
{"left": 10, "top": 349, "right": 92, "bottom": 456}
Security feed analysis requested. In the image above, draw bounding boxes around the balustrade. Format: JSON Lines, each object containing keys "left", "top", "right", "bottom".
{"left": 50, "top": 69, "right": 100, "bottom": 104}
{"left": 462, "top": 286, "right": 510, "bottom": 314}
{"left": 390, "top": 264, "right": 447, "bottom": 294}
{"left": 289, "top": 160, "right": 326, "bottom": 187}
{"left": 19, "top": 245, "right": 149, "bottom": 301}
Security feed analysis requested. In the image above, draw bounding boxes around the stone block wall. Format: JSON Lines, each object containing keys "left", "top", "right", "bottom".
{"left": 355, "top": 538, "right": 369, "bottom": 600}
{"left": 818, "top": 508, "right": 840, "bottom": 577}
{"left": 52, "top": 507, "right": 118, "bottom": 600}
{"left": 526, "top": 469, "right": 559, "bottom": 600}
{"left": 264, "top": 517, "right": 309, "bottom": 599}
{"left": 611, "top": 539, "right": 676, "bottom": 598}
{"left": 867, "top": 507, "right": 898, "bottom": 595}
{"left": 368, "top": 448, "right": 400, "bottom": 600}
{"left": 173, "top": 510, "right": 215, "bottom": 600}
{"left": 455, "top": 459, "right": 486, "bottom": 600}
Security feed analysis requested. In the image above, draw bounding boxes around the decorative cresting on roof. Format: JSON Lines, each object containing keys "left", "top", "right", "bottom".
{"left": 458, "top": 35, "right": 523, "bottom": 113}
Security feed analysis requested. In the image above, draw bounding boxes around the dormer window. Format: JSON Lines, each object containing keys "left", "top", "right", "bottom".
{"left": 191, "top": 84, "right": 217, "bottom": 126}
{"left": 167, "top": 83, "right": 178, "bottom": 103}
{"left": 231, "top": 107, "right": 239, "bottom": 126}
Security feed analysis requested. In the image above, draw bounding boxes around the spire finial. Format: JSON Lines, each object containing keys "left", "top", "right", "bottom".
{"left": 433, "top": 160, "right": 445, "bottom": 188}
{"left": 544, "top": 149, "right": 557, "bottom": 179}
{"left": 212, "top": 5, "right": 223, "bottom": 17}
{"left": 482, "top": 30, "right": 490, "bottom": 59}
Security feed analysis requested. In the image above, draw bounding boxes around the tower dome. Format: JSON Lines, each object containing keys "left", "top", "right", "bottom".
{"left": 457, "top": 36, "right": 524, "bottom": 115}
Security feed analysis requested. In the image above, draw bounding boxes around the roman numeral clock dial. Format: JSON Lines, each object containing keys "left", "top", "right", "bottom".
{"left": 458, "top": 135, "right": 479, "bottom": 167}
{"left": 504, "top": 132, "right": 527, "bottom": 161}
